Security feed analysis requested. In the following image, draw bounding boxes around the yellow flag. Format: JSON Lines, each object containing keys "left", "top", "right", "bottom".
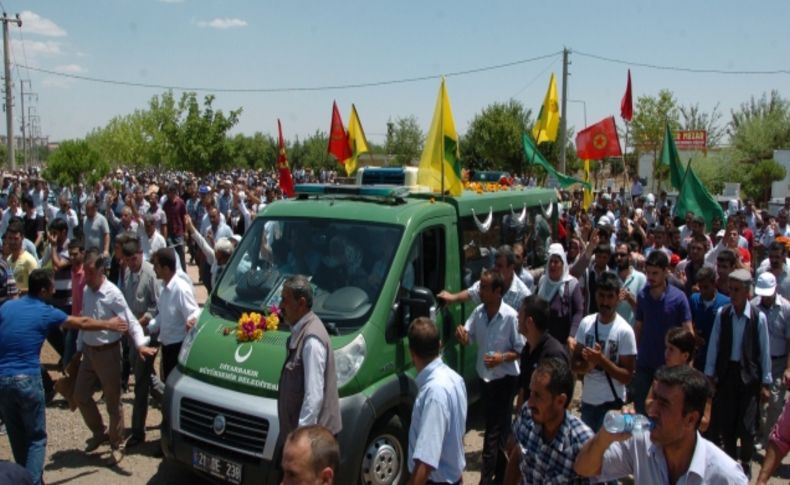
{"left": 345, "top": 104, "right": 369, "bottom": 176}
{"left": 418, "top": 78, "right": 463, "bottom": 196}
{"left": 531, "top": 73, "right": 560, "bottom": 144}
{"left": 583, "top": 159, "right": 593, "bottom": 210}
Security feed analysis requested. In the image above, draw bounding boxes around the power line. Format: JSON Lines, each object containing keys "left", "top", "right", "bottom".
{"left": 511, "top": 57, "right": 559, "bottom": 100}
{"left": 15, "top": 22, "right": 31, "bottom": 82}
{"left": 13, "top": 51, "right": 562, "bottom": 93}
{"left": 574, "top": 50, "right": 790, "bottom": 75}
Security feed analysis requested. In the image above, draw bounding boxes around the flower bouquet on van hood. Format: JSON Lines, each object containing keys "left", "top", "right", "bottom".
{"left": 223, "top": 306, "right": 280, "bottom": 342}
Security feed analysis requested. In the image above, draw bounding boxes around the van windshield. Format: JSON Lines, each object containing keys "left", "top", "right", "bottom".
{"left": 213, "top": 217, "right": 403, "bottom": 333}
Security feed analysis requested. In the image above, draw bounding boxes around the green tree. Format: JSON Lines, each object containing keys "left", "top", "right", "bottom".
{"left": 290, "top": 131, "right": 329, "bottom": 169}
{"left": 228, "top": 132, "right": 278, "bottom": 169}
{"left": 462, "top": 100, "right": 532, "bottom": 174}
{"left": 43, "top": 139, "right": 109, "bottom": 187}
{"left": 631, "top": 89, "right": 680, "bottom": 184}
{"left": 679, "top": 102, "right": 725, "bottom": 148}
{"left": 742, "top": 159, "right": 786, "bottom": 203}
{"left": 171, "top": 93, "right": 242, "bottom": 175}
{"left": 385, "top": 116, "right": 424, "bottom": 166}
{"left": 729, "top": 91, "right": 790, "bottom": 163}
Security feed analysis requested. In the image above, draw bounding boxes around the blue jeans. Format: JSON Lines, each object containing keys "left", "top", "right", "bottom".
{"left": 0, "top": 373, "right": 47, "bottom": 485}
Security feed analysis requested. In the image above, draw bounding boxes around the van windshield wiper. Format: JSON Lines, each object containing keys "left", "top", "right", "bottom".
{"left": 210, "top": 295, "right": 242, "bottom": 321}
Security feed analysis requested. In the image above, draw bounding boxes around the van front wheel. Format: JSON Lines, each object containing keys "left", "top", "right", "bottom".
{"left": 360, "top": 415, "right": 407, "bottom": 485}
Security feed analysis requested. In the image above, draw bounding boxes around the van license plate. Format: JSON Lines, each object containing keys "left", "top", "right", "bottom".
{"left": 192, "top": 447, "right": 243, "bottom": 484}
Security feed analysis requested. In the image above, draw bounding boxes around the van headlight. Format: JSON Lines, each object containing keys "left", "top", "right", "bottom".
{"left": 178, "top": 324, "right": 201, "bottom": 366}
{"left": 334, "top": 333, "right": 366, "bottom": 387}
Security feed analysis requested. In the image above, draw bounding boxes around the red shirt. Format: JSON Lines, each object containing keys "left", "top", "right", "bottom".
{"left": 162, "top": 196, "right": 187, "bottom": 237}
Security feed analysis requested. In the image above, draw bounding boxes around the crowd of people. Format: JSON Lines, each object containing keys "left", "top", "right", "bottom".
{"left": 410, "top": 186, "right": 790, "bottom": 484}
{"left": 1, "top": 165, "right": 790, "bottom": 484}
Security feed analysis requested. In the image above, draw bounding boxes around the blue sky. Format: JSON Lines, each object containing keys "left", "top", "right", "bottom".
{"left": 7, "top": 0, "right": 790, "bottom": 145}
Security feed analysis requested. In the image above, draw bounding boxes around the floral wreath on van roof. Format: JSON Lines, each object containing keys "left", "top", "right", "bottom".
{"left": 463, "top": 180, "right": 514, "bottom": 194}
{"left": 223, "top": 306, "right": 280, "bottom": 342}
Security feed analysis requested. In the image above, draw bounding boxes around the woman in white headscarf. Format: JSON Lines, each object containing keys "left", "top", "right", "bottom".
{"left": 537, "top": 243, "right": 584, "bottom": 346}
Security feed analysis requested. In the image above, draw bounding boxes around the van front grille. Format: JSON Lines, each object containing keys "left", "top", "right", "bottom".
{"left": 179, "top": 397, "right": 269, "bottom": 457}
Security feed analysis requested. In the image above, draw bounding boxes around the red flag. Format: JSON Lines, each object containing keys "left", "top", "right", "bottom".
{"left": 277, "top": 119, "right": 295, "bottom": 197}
{"left": 620, "top": 69, "right": 633, "bottom": 121}
{"left": 327, "top": 101, "right": 352, "bottom": 164}
{"left": 575, "top": 116, "right": 622, "bottom": 160}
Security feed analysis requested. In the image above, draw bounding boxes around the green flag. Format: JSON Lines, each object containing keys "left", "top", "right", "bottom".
{"left": 660, "top": 123, "right": 686, "bottom": 191}
{"left": 522, "top": 134, "right": 591, "bottom": 190}
{"left": 674, "top": 161, "right": 725, "bottom": 231}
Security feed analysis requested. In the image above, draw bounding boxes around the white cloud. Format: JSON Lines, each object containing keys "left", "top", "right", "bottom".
{"left": 54, "top": 64, "right": 83, "bottom": 74}
{"left": 19, "top": 11, "right": 67, "bottom": 37}
{"left": 19, "top": 40, "right": 62, "bottom": 55}
{"left": 196, "top": 18, "right": 247, "bottom": 29}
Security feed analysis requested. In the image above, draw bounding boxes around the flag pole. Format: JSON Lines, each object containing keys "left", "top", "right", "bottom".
{"left": 673, "top": 158, "right": 693, "bottom": 219}
{"left": 622, "top": 121, "right": 631, "bottom": 202}
{"left": 440, "top": 80, "right": 446, "bottom": 201}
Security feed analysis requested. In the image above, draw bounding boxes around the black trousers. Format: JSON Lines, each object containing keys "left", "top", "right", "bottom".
{"left": 480, "top": 375, "right": 517, "bottom": 485}
{"left": 712, "top": 362, "right": 760, "bottom": 465}
{"left": 131, "top": 337, "right": 164, "bottom": 439}
{"left": 161, "top": 342, "right": 183, "bottom": 384}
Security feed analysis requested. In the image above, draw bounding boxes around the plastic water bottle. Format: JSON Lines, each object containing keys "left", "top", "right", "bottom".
{"left": 603, "top": 411, "right": 653, "bottom": 433}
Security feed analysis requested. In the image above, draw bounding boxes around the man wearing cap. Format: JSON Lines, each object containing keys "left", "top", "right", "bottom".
{"left": 704, "top": 268, "right": 772, "bottom": 476}
{"left": 757, "top": 241, "right": 790, "bottom": 299}
{"left": 751, "top": 271, "right": 790, "bottom": 447}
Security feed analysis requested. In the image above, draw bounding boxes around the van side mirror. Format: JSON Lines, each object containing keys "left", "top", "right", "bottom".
{"left": 385, "top": 286, "right": 437, "bottom": 343}
{"left": 403, "top": 286, "right": 436, "bottom": 321}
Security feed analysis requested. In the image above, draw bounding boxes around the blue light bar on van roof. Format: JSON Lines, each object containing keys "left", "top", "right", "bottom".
{"left": 294, "top": 184, "right": 411, "bottom": 199}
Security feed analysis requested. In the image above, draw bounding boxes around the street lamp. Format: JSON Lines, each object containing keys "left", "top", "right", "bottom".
{"left": 568, "top": 99, "right": 587, "bottom": 128}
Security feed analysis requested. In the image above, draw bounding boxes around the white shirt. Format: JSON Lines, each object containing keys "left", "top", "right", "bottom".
{"left": 464, "top": 302, "right": 525, "bottom": 382}
{"left": 149, "top": 274, "right": 200, "bottom": 345}
{"left": 0, "top": 206, "right": 23, "bottom": 236}
{"left": 80, "top": 278, "right": 146, "bottom": 348}
{"left": 752, "top": 294, "right": 790, "bottom": 357}
{"left": 704, "top": 301, "right": 772, "bottom": 385}
{"left": 599, "top": 431, "right": 747, "bottom": 484}
{"left": 468, "top": 275, "right": 532, "bottom": 313}
{"left": 290, "top": 312, "right": 328, "bottom": 427}
{"left": 53, "top": 208, "right": 79, "bottom": 240}
{"left": 575, "top": 313, "right": 637, "bottom": 405}
{"left": 138, "top": 225, "right": 167, "bottom": 261}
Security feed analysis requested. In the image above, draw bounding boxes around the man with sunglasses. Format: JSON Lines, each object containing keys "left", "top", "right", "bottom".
{"left": 613, "top": 242, "right": 645, "bottom": 326}
{"left": 119, "top": 238, "right": 162, "bottom": 448}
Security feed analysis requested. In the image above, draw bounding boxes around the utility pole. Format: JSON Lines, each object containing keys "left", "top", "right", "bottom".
{"left": 559, "top": 47, "right": 570, "bottom": 173}
{"left": 2, "top": 13, "right": 21, "bottom": 171}
{"left": 29, "top": 110, "right": 39, "bottom": 166}
{"left": 20, "top": 80, "right": 34, "bottom": 169}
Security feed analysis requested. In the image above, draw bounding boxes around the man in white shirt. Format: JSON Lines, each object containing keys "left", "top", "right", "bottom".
{"left": 456, "top": 269, "right": 524, "bottom": 484}
{"left": 137, "top": 214, "right": 167, "bottom": 262}
{"left": 573, "top": 272, "right": 637, "bottom": 432}
{"left": 0, "top": 192, "right": 23, "bottom": 238}
{"left": 74, "top": 248, "right": 157, "bottom": 464}
{"left": 52, "top": 195, "right": 79, "bottom": 241}
{"left": 575, "top": 365, "right": 747, "bottom": 484}
{"left": 438, "top": 245, "right": 531, "bottom": 313}
{"left": 149, "top": 247, "right": 200, "bottom": 382}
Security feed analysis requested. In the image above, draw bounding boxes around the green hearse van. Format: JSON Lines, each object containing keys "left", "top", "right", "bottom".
{"left": 162, "top": 168, "right": 557, "bottom": 484}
